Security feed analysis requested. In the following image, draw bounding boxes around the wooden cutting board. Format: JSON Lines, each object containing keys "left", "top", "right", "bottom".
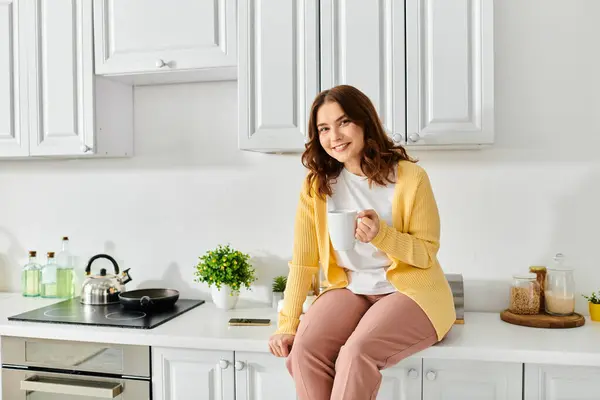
{"left": 500, "top": 309, "right": 585, "bottom": 329}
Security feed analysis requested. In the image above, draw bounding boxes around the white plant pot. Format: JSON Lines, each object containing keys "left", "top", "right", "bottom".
{"left": 211, "top": 285, "right": 239, "bottom": 310}
{"left": 272, "top": 292, "right": 284, "bottom": 309}
{"left": 277, "top": 295, "right": 315, "bottom": 314}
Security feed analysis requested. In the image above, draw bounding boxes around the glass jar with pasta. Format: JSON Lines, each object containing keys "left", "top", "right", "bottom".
{"left": 509, "top": 273, "right": 540, "bottom": 315}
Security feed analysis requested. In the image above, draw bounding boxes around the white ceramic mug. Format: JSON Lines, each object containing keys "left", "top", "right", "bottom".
{"left": 328, "top": 210, "right": 358, "bottom": 251}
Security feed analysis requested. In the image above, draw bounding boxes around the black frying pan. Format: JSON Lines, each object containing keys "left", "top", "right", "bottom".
{"left": 118, "top": 288, "right": 180, "bottom": 312}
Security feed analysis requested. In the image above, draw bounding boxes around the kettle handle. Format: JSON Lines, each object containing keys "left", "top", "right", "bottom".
{"left": 85, "top": 254, "right": 120, "bottom": 276}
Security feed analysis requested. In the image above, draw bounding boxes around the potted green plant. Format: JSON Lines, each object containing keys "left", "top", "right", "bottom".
{"left": 272, "top": 275, "right": 287, "bottom": 309}
{"left": 582, "top": 291, "right": 600, "bottom": 322}
{"left": 194, "top": 244, "right": 256, "bottom": 310}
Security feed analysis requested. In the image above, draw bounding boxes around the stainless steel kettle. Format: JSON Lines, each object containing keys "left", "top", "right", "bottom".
{"left": 80, "top": 254, "right": 132, "bottom": 305}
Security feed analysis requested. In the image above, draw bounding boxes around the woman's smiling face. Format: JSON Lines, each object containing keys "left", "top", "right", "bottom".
{"left": 316, "top": 101, "right": 365, "bottom": 173}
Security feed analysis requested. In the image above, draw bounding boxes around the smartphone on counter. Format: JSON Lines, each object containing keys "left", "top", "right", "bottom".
{"left": 228, "top": 318, "right": 271, "bottom": 326}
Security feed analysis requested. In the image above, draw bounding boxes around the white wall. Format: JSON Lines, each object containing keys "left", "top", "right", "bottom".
{"left": 1, "top": 1, "right": 599, "bottom": 314}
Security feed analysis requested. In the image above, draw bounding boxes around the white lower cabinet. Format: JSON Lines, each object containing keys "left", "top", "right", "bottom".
{"left": 234, "top": 351, "right": 297, "bottom": 400}
{"left": 153, "top": 348, "right": 600, "bottom": 400}
{"left": 152, "top": 347, "right": 235, "bottom": 400}
{"left": 422, "top": 359, "right": 523, "bottom": 400}
{"left": 524, "top": 364, "right": 600, "bottom": 400}
{"left": 378, "top": 359, "right": 422, "bottom": 400}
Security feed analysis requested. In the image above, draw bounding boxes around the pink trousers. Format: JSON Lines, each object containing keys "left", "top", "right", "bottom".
{"left": 286, "top": 289, "right": 438, "bottom": 400}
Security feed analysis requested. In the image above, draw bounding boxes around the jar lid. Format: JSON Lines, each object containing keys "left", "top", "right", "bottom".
{"left": 529, "top": 266, "right": 546, "bottom": 272}
{"left": 513, "top": 273, "right": 537, "bottom": 280}
{"left": 549, "top": 253, "right": 573, "bottom": 271}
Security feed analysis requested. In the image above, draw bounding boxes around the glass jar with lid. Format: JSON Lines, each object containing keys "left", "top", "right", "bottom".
{"left": 545, "top": 253, "right": 575, "bottom": 316}
{"left": 509, "top": 273, "right": 540, "bottom": 315}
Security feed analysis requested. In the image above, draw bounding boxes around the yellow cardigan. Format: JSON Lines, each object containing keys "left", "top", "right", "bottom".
{"left": 276, "top": 160, "right": 456, "bottom": 341}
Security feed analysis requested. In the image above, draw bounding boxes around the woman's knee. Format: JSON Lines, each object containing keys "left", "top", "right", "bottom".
{"left": 336, "top": 337, "right": 373, "bottom": 367}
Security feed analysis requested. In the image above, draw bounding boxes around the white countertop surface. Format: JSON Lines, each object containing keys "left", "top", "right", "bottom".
{"left": 1, "top": 293, "right": 599, "bottom": 366}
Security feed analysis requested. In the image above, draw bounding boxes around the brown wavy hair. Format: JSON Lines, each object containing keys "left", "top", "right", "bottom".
{"left": 302, "top": 85, "right": 415, "bottom": 198}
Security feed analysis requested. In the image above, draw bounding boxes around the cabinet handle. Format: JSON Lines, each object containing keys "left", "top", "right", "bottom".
{"left": 80, "top": 144, "right": 92, "bottom": 153}
{"left": 234, "top": 361, "right": 245, "bottom": 371}
{"left": 408, "top": 133, "right": 421, "bottom": 143}
{"left": 155, "top": 59, "right": 169, "bottom": 68}
{"left": 219, "top": 359, "right": 230, "bottom": 369}
{"left": 426, "top": 370, "right": 437, "bottom": 381}
{"left": 407, "top": 368, "right": 419, "bottom": 379}
{"left": 392, "top": 133, "right": 403, "bottom": 143}
{"left": 20, "top": 376, "right": 122, "bottom": 398}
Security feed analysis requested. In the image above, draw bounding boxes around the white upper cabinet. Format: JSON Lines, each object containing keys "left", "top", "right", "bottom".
{"left": 94, "top": 0, "right": 237, "bottom": 85}
{"left": 320, "top": 0, "right": 406, "bottom": 145}
{"left": 405, "top": 0, "right": 495, "bottom": 147}
{"left": 238, "top": 0, "right": 319, "bottom": 152}
{"left": 27, "top": 0, "right": 95, "bottom": 156}
{"left": 0, "top": 0, "right": 28, "bottom": 157}
{"left": 0, "top": 0, "right": 132, "bottom": 159}
{"left": 239, "top": 0, "right": 495, "bottom": 152}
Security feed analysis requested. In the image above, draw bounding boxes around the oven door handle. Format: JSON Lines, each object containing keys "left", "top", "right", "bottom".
{"left": 20, "top": 376, "right": 123, "bottom": 398}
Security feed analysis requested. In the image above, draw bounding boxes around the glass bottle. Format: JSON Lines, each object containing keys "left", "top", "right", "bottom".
{"left": 21, "top": 251, "right": 41, "bottom": 297}
{"left": 40, "top": 252, "right": 58, "bottom": 298}
{"left": 509, "top": 273, "right": 540, "bottom": 315}
{"left": 545, "top": 253, "right": 575, "bottom": 316}
{"left": 56, "top": 236, "right": 76, "bottom": 298}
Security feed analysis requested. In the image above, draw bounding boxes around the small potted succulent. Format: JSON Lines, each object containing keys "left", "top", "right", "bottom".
{"left": 582, "top": 291, "right": 600, "bottom": 322}
{"left": 194, "top": 244, "right": 256, "bottom": 310}
{"left": 272, "top": 275, "right": 287, "bottom": 309}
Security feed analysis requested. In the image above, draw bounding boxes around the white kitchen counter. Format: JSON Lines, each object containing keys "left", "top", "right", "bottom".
{"left": 1, "top": 293, "right": 599, "bottom": 367}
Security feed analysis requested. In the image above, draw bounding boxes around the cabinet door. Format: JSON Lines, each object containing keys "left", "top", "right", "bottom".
{"left": 377, "top": 359, "right": 422, "bottom": 400}
{"left": 320, "top": 0, "right": 406, "bottom": 144}
{"left": 152, "top": 347, "right": 235, "bottom": 400}
{"left": 422, "top": 359, "right": 522, "bottom": 400}
{"left": 94, "top": 0, "right": 236, "bottom": 75}
{"left": 27, "top": 0, "right": 95, "bottom": 156}
{"left": 234, "top": 352, "right": 297, "bottom": 400}
{"left": 238, "top": 0, "right": 319, "bottom": 152}
{"left": 0, "top": 0, "right": 28, "bottom": 157}
{"left": 524, "top": 364, "right": 600, "bottom": 400}
{"left": 406, "top": 0, "right": 494, "bottom": 146}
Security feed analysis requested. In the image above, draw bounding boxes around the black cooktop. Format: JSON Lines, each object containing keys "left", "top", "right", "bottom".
{"left": 8, "top": 297, "right": 205, "bottom": 329}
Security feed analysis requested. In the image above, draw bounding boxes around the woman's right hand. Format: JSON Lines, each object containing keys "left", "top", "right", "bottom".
{"left": 268, "top": 334, "right": 295, "bottom": 357}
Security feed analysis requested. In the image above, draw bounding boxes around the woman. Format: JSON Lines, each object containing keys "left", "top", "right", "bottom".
{"left": 269, "top": 85, "right": 455, "bottom": 400}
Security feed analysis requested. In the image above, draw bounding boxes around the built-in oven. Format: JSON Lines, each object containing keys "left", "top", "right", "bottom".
{"left": 2, "top": 336, "right": 150, "bottom": 399}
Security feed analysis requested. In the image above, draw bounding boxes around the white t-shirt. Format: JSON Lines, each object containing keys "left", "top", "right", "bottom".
{"left": 327, "top": 168, "right": 397, "bottom": 295}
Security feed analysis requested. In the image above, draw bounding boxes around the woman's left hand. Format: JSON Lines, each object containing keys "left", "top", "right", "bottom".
{"left": 356, "top": 209, "right": 380, "bottom": 243}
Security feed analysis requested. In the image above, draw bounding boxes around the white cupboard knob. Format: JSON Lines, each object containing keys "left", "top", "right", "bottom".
{"left": 80, "top": 144, "right": 92, "bottom": 153}
{"left": 408, "top": 368, "right": 419, "bottom": 379}
{"left": 408, "top": 133, "right": 421, "bottom": 143}
{"left": 392, "top": 133, "right": 403, "bottom": 143}
{"left": 426, "top": 370, "right": 437, "bottom": 381}
{"left": 219, "top": 359, "right": 230, "bottom": 369}
{"left": 155, "top": 59, "right": 168, "bottom": 68}
{"left": 234, "top": 361, "right": 245, "bottom": 371}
